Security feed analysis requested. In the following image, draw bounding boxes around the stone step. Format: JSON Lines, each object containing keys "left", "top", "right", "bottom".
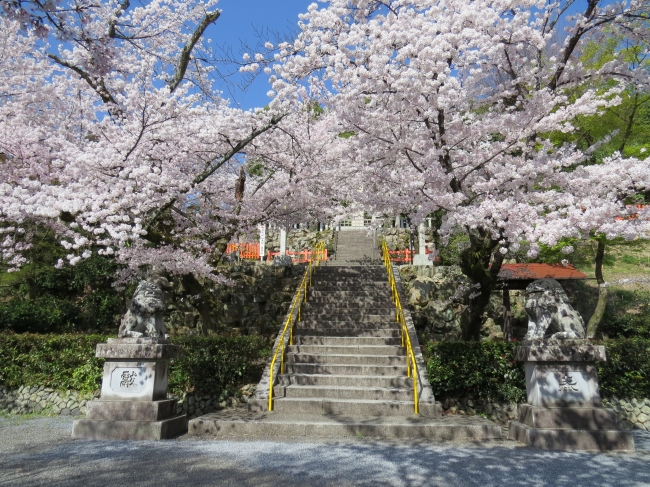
{"left": 302, "top": 303, "right": 395, "bottom": 312}
{"left": 315, "top": 267, "right": 384, "bottom": 273}
{"left": 272, "top": 397, "right": 436, "bottom": 417}
{"left": 302, "top": 306, "right": 395, "bottom": 314}
{"left": 295, "top": 320, "right": 397, "bottom": 329}
{"left": 189, "top": 412, "right": 500, "bottom": 440}
{"left": 188, "top": 409, "right": 502, "bottom": 443}
{"left": 274, "top": 385, "right": 414, "bottom": 401}
{"left": 286, "top": 353, "right": 406, "bottom": 366}
{"left": 293, "top": 328, "right": 401, "bottom": 338}
{"left": 284, "top": 363, "right": 406, "bottom": 376}
{"left": 277, "top": 373, "right": 413, "bottom": 388}
{"left": 310, "top": 283, "right": 389, "bottom": 289}
{"left": 294, "top": 336, "right": 402, "bottom": 346}
{"left": 299, "top": 314, "right": 396, "bottom": 323}
{"left": 287, "top": 345, "right": 405, "bottom": 355}
{"left": 308, "top": 291, "right": 392, "bottom": 298}
{"left": 311, "top": 278, "right": 388, "bottom": 285}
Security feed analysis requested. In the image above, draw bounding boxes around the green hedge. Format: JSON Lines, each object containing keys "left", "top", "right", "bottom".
{"left": 598, "top": 339, "right": 650, "bottom": 399}
{"left": 1, "top": 335, "right": 647, "bottom": 402}
{"left": 425, "top": 341, "right": 526, "bottom": 403}
{"left": 0, "top": 334, "right": 270, "bottom": 398}
{"left": 425, "top": 339, "right": 650, "bottom": 402}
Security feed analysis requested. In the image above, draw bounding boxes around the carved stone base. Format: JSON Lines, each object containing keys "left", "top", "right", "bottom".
{"left": 72, "top": 338, "right": 187, "bottom": 440}
{"left": 509, "top": 405, "right": 634, "bottom": 451}
{"left": 509, "top": 342, "right": 634, "bottom": 451}
{"left": 73, "top": 415, "right": 187, "bottom": 441}
{"left": 412, "top": 254, "right": 433, "bottom": 266}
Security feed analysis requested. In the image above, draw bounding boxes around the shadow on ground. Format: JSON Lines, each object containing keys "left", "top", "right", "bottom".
{"left": 1, "top": 417, "right": 649, "bottom": 487}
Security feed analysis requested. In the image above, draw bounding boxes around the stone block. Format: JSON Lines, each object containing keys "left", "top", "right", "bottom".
{"left": 72, "top": 415, "right": 187, "bottom": 440}
{"left": 96, "top": 338, "right": 178, "bottom": 360}
{"left": 99, "top": 360, "right": 170, "bottom": 402}
{"left": 518, "top": 404, "right": 620, "bottom": 430}
{"left": 524, "top": 362, "right": 602, "bottom": 408}
{"left": 85, "top": 399, "right": 178, "bottom": 421}
{"left": 508, "top": 420, "right": 634, "bottom": 452}
{"left": 412, "top": 254, "right": 433, "bottom": 266}
{"left": 515, "top": 342, "right": 606, "bottom": 363}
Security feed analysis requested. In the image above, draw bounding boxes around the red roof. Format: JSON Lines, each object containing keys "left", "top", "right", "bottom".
{"left": 498, "top": 263, "right": 588, "bottom": 281}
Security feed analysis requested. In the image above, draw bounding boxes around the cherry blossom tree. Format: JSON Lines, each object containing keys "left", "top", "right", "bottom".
{"left": 0, "top": 1, "right": 338, "bottom": 284}
{"left": 264, "top": 0, "right": 650, "bottom": 339}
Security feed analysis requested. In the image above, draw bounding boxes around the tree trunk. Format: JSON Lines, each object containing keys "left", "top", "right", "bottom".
{"left": 586, "top": 239, "right": 607, "bottom": 338}
{"left": 503, "top": 289, "right": 512, "bottom": 342}
{"left": 458, "top": 229, "right": 504, "bottom": 341}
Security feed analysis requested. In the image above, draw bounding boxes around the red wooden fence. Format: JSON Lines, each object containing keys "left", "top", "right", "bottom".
{"left": 225, "top": 242, "right": 260, "bottom": 260}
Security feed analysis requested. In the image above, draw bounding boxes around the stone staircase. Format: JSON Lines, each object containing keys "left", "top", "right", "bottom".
{"left": 188, "top": 233, "right": 502, "bottom": 440}
{"left": 271, "top": 265, "right": 438, "bottom": 417}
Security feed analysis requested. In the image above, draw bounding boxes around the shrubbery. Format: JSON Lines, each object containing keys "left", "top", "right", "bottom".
{"left": 1, "top": 334, "right": 648, "bottom": 403}
{"left": 0, "top": 241, "right": 125, "bottom": 333}
{"left": 425, "top": 339, "right": 650, "bottom": 402}
{"left": 425, "top": 341, "right": 526, "bottom": 403}
{"left": 598, "top": 339, "right": 650, "bottom": 399}
{"left": 0, "top": 334, "right": 270, "bottom": 398}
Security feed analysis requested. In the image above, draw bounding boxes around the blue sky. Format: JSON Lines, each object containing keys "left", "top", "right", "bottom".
{"left": 207, "top": 0, "right": 313, "bottom": 110}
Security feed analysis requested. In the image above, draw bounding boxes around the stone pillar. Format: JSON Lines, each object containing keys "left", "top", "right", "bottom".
{"left": 508, "top": 341, "right": 634, "bottom": 451}
{"left": 279, "top": 227, "right": 287, "bottom": 255}
{"left": 72, "top": 337, "right": 187, "bottom": 440}
{"left": 259, "top": 223, "right": 266, "bottom": 261}
{"left": 413, "top": 223, "right": 432, "bottom": 266}
{"left": 395, "top": 216, "right": 400, "bottom": 228}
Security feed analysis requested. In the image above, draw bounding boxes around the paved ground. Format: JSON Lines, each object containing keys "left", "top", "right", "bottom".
{"left": 2, "top": 415, "right": 650, "bottom": 487}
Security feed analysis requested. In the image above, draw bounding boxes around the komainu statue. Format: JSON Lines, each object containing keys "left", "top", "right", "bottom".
{"left": 524, "top": 278, "right": 585, "bottom": 342}
{"left": 118, "top": 280, "right": 167, "bottom": 338}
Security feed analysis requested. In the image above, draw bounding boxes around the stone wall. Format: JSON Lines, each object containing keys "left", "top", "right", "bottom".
{"left": 265, "top": 228, "right": 333, "bottom": 253}
{"left": 164, "top": 262, "right": 306, "bottom": 337}
{"left": 0, "top": 384, "right": 96, "bottom": 417}
{"left": 603, "top": 397, "right": 650, "bottom": 430}
{"left": 399, "top": 265, "right": 505, "bottom": 341}
{"left": 171, "top": 384, "right": 257, "bottom": 419}
{"left": 0, "top": 383, "right": 256, "bottom": 420}
{"left": 440, "top": 395, "right": 520, "bottom": 425}
{"left": 0, "top": 382, "right": 644, "bottom": 430}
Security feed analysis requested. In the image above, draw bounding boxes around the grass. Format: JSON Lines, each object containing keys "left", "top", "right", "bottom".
{"left": 567, "top": 239, "right": 650, "bottom": 338}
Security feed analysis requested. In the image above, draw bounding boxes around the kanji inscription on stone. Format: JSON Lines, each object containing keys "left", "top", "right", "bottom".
{"left": 120, "top": 370, "right": 138, "bottom": 388}
{"left": 559, "top": 374, "right": 579, "bottom": 392}
{"left": 111, "top": 367, "right": 146, "bottom": 394}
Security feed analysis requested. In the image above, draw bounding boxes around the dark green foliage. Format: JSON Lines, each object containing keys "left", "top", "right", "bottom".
{"left": 0, "top": 334, "right": 270, "bottom": 398}
{"left": 425, "top": 341, "right": 526, "bottom": 403}
{"left": 0, "top": 224, "right": 124, "bottom": 333}
{"left": 598, "top": 339, "right": 650, "bottom": 399}
{"left": 436, "top": 232, "right": 470, "bottom": 266}
{"left": 0, "top": 334, "right": 107, "bottom": 393}
{"left": 2, "top": 334, "right": 648, "bottom": 402}
{"left": 168, "top": 335, "right": 270, "bottom": 398}
{"left": 426, "top": 339, "right": 650, "bottom": 402}
{"left": 601, "top": 290, "right": 650, "bottom": 339}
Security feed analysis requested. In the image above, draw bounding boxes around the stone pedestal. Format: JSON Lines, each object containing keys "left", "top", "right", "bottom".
{"left": 508, "top": 341, "right": 634, "bottom": 451}
{"left": 73, "top": 338, "right": 187, "bottom": 440}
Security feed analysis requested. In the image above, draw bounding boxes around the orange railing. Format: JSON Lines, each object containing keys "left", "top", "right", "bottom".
{"left": 388, "top": 249, "right": 413, "bottom": 264}
{"left": 387, "top": 248, "right": 439, "bottom": 264}
{"left": 225, "top": 242, "right": 260, "bottom": 260}
{"left": 267, "top": 249, "right": 328, "bottom": 263}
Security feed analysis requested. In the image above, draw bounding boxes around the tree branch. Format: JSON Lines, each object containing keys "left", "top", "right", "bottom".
{"left": 168, "top": 10, "right": 221, "bottom": 93}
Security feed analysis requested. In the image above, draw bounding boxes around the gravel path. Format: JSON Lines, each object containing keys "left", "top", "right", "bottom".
{"left": 2, "top": 416, "right": 650, "bottom": 487}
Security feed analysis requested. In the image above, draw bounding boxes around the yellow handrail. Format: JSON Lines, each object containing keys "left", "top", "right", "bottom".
{"left": 381, "top": 241, "right": 419, "bottom": 415}
{"left": 268, "top": 241, "right": 326, "bottom": 411}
